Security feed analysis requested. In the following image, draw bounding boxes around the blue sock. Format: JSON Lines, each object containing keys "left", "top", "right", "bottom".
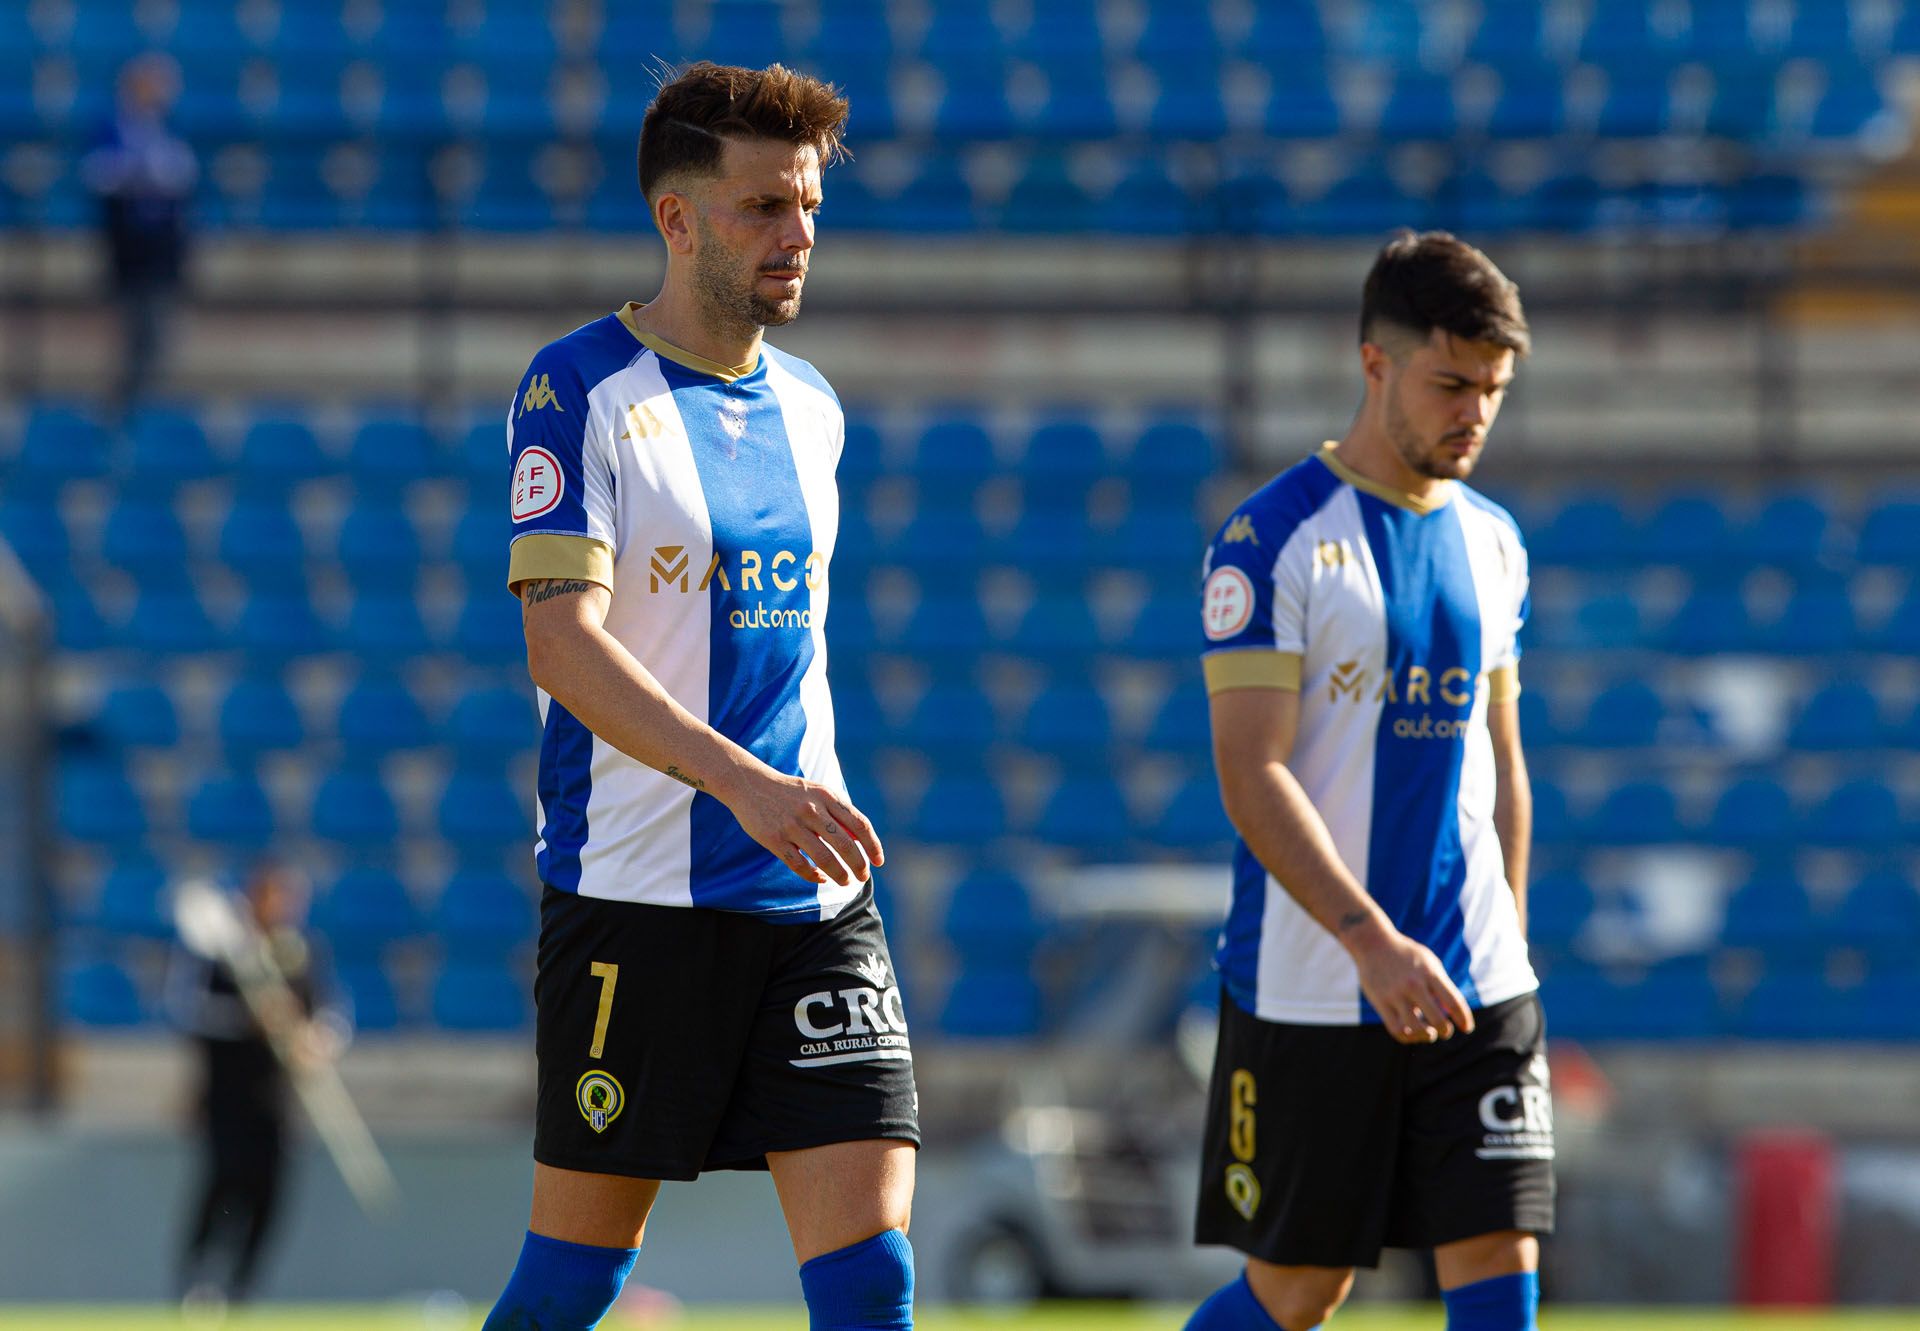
{"left": 1443, "top": 1271, "right": 1539, "bottom": 1331}
{"left": 797, "top": 1228, "right": 913, "bottom": 1330}
{"left": 1184, "top": 1272, "right": 1294, "bottom": 1330}
{"left": 481, "top": 1230, "right": 639, "bottom": 1331}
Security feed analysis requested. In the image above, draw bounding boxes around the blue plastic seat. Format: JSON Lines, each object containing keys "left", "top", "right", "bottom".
{"left": 1541, "top": 963, "right": 1721, "bottom": 1040}
{"left": 1529, "top": 776, "right": 1574, "bottom": 846}
{"left": 1128, "top": 595, "right": 1195, "bottom": 660}
{"left": 1378, "top": 71, "right": 1457, "bottom": 141}
{"left": 1586, "top": 779, "right": 1681, "bottom": 845}
{"left": 1720, "top": 870, "right": 1822, "bottom": 959}
{"left": 1811, "top": 62, "right": 1886, "bottom": 139}
{"left": 1516, "top": 689, "right": 1560, "bottom": 748}
{"left": 887, "top": 507, "right": 988, "bottom": 577}
{"left": 233, "top": 589, "right": 333, "bottom": 660}
{"left": 1005, "top": 596, "right": 1102, "bottom": 658}
{"left": 1150, "top": 776, "right": 1232, "bottom": 850}
{"left": 1874, "top": 585, "right": 1920, "bottom": 656}
{"left": 125, "top": 404, "right": 219, "bottom": 487}
{"left": 1019, "top": 683, "right": 1113, "bottom": 758}
{"left": 432, "top": 958, "right": 529, "bottom": 1031}
{"left": 1129, "top": 415, "right": 1221, "bottom": 483}
{"left": 237, "top": 415, "right": 331, "bottom": 492}
{"left": 312, "top": 868, "right": 418, "bottom": 960}
{"left": 92, "top": 682, "right": 179, "bottom": 749}
{"left": 944, "top": 869, "right": 1044, "bottom": 958}
{"left": 912, "top": 771, "right": 1009, "bottom": 844}
{"left": 58, "top": 760, "right": 146, "bottom": 845}
{"left": 900, "top": 685, "right": 997, "bottom": 755}
{"left": 1579, "top": 0, "right": 1672, "bottom": 66}
{"left": 1022, "top": 418, "right": 1108, "bottom": 488}
{"left": 1571, "top": 680, "right": 1662, "bottom": 749}
{"left": 17, "top": 403, "right": 110, "bottom": 491}
{"left": 0, "top": 500, "right": 71, "bottom": 579}
{"left": 451, "top": 586, "right": 524, "bottom": 664}
{"left": 1707, "top": 65, "right": 1778, "bottom": 140}
{"left": 1726, "top": 173, "right": 1807, "bottom": 229}
{"left": 1469, "top": 1, "right": 1547, "bottom": 65}
{"left": 1730, "top": 971, "right": 1855, "bottom": 1040}
{"left": 1526, "top": 869, "right": 1593, "bottom": 950}
{"left": 1024, "top": 67, "right": 1115, "bottom": 140}
{"left": 311, "top": 770, "right": 402, "bottom": 846}
{"left": 218, "top": 675, "right": 306, "bottom": 754}
{"left": 1858, "top": 496, "right": 1920, "bottom": 565}
{"left": 1145, "top": 684, "right": 1210, "bottom": 753}
{"left": 448, "top": 686, "right": 536, "bottom": 762}
{"left": 1034, "top": 774, "right": 1131, "bottom": 849}
{"left": 123, "top": 587, "right": 222, "bottom": 654}
{"left": 100, "top": 499, "right": 191, "bottom": 578}
{"left": 895, "top": 594, "right": 991, "bottom": 658}
{"left": 1788, "top": 3, "right": 1856, "bottom": 58}
{"left": 187, "top": 771, "right": 277, "bottom": 848}
{"left": 1702, "top": 776, "right": 1796, "bottom": 849}
{"left": 1737, "top": 494, "right": 1830, "bottom": 569}
{"left": 1661, "top": 582, "right": 1755, "bottom": 656}
{"left": 452, "top": 508, "right": 506, "bottom": 579}
{"left": 435, "top": 868, "right": 534, "bottom": 958}
{"left": 61, "top": 957, "right": 147, "bottom": 1027}
{"left": 337, "top": 675, "right": 433, "bottom": 756}
{"left": 219, "top": 499, "right": 310, "bottom": 585}
{"left": 1487, "top": 64, "right": 1565, "bottom": 138}
{"left": 93, "top": 858, "right": 172, "bottom": 939}
{"left": 334, "top": 961, "right": 401, "bottom": 1032}
{"left": 337, "top": 505, "right": 421, "bottom": 584}
{"left": 913, "top": 414, "right": 997, "bottom": 481}
{"left": 343, "top": 590, "right": 433, "bottom": 658}
{"left": 1640, "top": 493, "right": 1731, "bottom": 567}
{"left": 938, "top": 966, "right": 1043, "bottom": 1039}
{"left": 1242, "top": 0, "right": 1327, "bottom": 62}
{"left": 1829, "top": 868, "right": 1920, "bottom": 961}
{"left": 1803, "top": 778, "right": 1902, "bottom": 848}
{"left": 1761, "top": 582, "right": 1857, "bottom": 656}
{"left": 1531, "top": 496, "right": 1631, "bottom": 567}
{"left": 438, "top": 769, "right": 527, "bottom": 850}
{"left": 1683, "top": 0, "right": 1752, "bottom": 62}
{"left": 1788, "top": 681, "right": 1887, "bottom": 752}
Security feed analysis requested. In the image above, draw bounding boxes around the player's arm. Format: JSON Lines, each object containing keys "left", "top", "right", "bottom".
{"left": 518, "top": 577, "right": 882, "bottom": 886}
{"left": 1488, "top": 691, "right": 1531, "bottom": 937}
{"left": 1209, "top": 681, "right": 1474, "bottom": 1043}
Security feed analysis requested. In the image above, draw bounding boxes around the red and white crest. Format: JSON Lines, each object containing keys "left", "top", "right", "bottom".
{"left": 511, "top": 447, "right": 564, "bottom": 523}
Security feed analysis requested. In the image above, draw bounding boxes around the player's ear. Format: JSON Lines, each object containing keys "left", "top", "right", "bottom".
{"left": 1359, "top": 340, "right": 1393, "bottom": 392}
{"left": 653, "top": 189, "right": 696, "bottom": 256}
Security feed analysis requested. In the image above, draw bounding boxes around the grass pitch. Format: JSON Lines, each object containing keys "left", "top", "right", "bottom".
{"left": 3, "top": 1306, "right": 1920, "bottom": 1330}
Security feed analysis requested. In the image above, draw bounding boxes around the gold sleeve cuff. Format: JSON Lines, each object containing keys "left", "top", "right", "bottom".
{"left": 1203, "top": 650, "right": 1303, "bottom": 695}
{"left": 1487, "top": 665, "right": 1521, "bottom": 705}
{"left": 507, "top": 534, "right": 614, "bottom": 593}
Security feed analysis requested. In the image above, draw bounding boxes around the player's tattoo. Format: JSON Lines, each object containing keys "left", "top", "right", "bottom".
{"left": 664, "top": 765, "right": 706, "bottom": 791}
{"left": 1337, "top": 911, "right": 1369, "bottom": 933}
{"left": 521, "top": 578, "right": 594, "bottom": 606}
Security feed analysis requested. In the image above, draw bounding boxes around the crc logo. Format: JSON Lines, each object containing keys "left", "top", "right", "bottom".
{"left": 791, "top": 954, "right": 911, "bottom": 1069}
{"left": 1475, "top": 1053, "right": 1555, "bottom": 1162}
{"left": 650, "top": 545, "right": 827, "bottom": 595}
{"left": 1327, "top": 660, "right": 1475, "bottom": 708}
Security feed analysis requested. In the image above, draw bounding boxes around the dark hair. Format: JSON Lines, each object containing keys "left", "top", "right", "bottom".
{"left": 1360, "top": 230, "right": 1530, "bottom": 358}
{"left": 638, "top": 61, "right": 849, "bottom": 199}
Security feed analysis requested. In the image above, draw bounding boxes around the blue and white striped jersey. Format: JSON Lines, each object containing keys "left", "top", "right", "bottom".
{"left": 505, "top": 303, "right": 853, "bottom": 921}
{"left": 1199, "top": 445, "right": 1538, "bottom": 1024}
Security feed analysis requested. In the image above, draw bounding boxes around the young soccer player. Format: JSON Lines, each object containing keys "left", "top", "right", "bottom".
{"left": 1185, "top": 232, "right": 1550, "bottom": 1331}
{"left": 482, "top": 63, "right": 916, "bottom": 1331}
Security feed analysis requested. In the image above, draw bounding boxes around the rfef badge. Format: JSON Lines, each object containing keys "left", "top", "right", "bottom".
{"left": 576, "top": 1070, "right": 624, "bottom": 1134}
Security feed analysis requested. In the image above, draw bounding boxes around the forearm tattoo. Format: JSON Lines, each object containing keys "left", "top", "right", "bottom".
{"left": 1337, "top": 911, "right": 1368, "bottom": 933}
{"left": 664, "top": 765, "right": 706, "bottom": 791}
{"left": 521, "top": 578, "right": 594, "bottom": 606}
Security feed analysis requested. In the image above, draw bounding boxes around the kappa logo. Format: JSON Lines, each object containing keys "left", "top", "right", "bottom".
{"left": 511, "top": 447, "right": 565, "bottom": 523}
{"left": 1222, "top": 515, "right": 1259, "bottom": 546}
{"left": 651, "top": 545, "right": 689, "bottom": 592}
{"left": 575, "top": 1070, "right": 625, "bottom": 1135}
{"left": 519, "top": 372, "right": 564, "bottom": 416}
{"left": 620, "top": 402, "right": 664, "bottom": 441}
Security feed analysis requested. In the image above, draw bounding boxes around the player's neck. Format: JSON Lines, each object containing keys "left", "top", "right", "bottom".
{"left": 626, "top": 288, "right": 763, "bottom": 375}
{"left": 1330, "top": 420, "right": 1450, "bottom": 509}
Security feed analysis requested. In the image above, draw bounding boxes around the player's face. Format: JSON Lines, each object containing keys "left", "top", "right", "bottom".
{"left": 1381, "top": 330, "right": 1515, "bottom": 482}
{"left": 689, "top": 138, "right": 822, "bottom": 331}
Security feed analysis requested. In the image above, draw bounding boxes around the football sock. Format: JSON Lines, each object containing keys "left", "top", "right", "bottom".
{"left": 798, "top": 1227, "right": 914, "bottom": 1330}
{"left": 1183, "top": 1271, "right": 1295, "bottom": 1329}
{"left": 1443, "top": 1270, "right": 1539, "bottom": 1331}
{"left": 481, "top": 1229, "right": 639, "bottom": 1331}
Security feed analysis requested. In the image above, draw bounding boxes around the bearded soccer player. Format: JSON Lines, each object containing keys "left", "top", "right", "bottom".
{"left": 481, "top": 63, "right": 916, "bottom": 1331}
{"left": 1184, "top": 232, "right": 1550, "bottom": 1331}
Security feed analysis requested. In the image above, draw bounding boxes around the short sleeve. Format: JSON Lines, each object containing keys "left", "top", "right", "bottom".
{"left": 1199, "top": 508, "right": 1306, "bottom": 694}
{"left": 505, "top": 347, "right": 617, "bottom": 593}
{"left": 1486, "top": 526, "right": 1529, "bottom": 702}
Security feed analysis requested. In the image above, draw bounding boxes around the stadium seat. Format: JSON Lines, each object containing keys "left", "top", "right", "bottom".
{"left": 1486, "top": 64, "right": 1566, "bottom": 138}
{"left": 938, "top": 966, "right": 1044, "bottom": 1039}
{"left": 215, "top": 676, "right": 304, "bottom": 756}
{"left": 1379, "top": 71, "right": 1457, "bottom": 142}
{"left": 100, "top": 499, "right": 191, "bottom": 578}
{"left": 1829, "top": 867, "right": 1920, "bottom": 962}
{"left": 437, "top": 769, "right": 527, "bottom": 851}
{"left": 1719, "top": 869, "right": 1823, "bottom": 960}
{"left": 1873, "top": 585, "right": 1920, "bottom": 656}
{"left": 1017, "top": 683, "right": 1113, "bottom": 758}
{"left": 896, "top": 593, "right": 992, "bottom": 659}
{"left": 450, "top": 586, "right": 524, "bottom": 664}
{"left": 125, "top": 404, "right": 220, "bottom": 487}
{"left": 913, "top": 414, "right": 998, "bottom": 480}
{"left": 431, "top": 958, "right": 529, "bottom": 1031}
{"left": 1585, "top": 779, "right": 1682, "bottom": 845}
{"left": 1858, "top": 495, "right": 1920, "bottom": 565}
{"left": 233, "top": 589, "right": 333, "bottom": 660}
{"left": 1242, "top": 0, "right": 1328, "bottom": 63}
{"left": 452, "top": 507, "right": 506, "bottom": 578}
{"left": 1525, "top": 868, "right": 1594, "bottom": 951}
{"left": 912, "top": 771, "right": 1010, "bottom": 845}
{"left": 1810, "top": 61, "right": 1887, "bottom": 139}
{"left": 1127, "top": 594, "right": 1194, "bottom": 660}
{"left": 336, "top": 674, "right": 433, "bottom": 756}
{"left": 1019, "top": 67, "right": 1116, "bottom": 141}
{"left": 1528, "top": 776, "right": 1575, "bottom": 846}
{"left": 901, "top": 684, "right": 997, "bottom": 754}
{"left": 92, "top": 858, "right": 173, "bottom": 940}
{"left": 1149, "top": 776, "right": 1232, "bottom": 850}
{"left": 312, "top": 868, "right": 418, "bottom": 960}
{"left": 343, "top": 589, "right": 433, "bottom": 658}
{"left": 349, "top": 415, "right": 439, "bottom": 491}
{"left": 1640, "top": 493, "right": 1732, "bottom": 567}
{"left": 16, "top": 403, "right": 110, "bottom": 491}
{"left": 446, "top": 685, "right": 536, "bottom": 763}
{"left": 219, "top": 499, "right": 311, "bottom": 585}
{"left": 1661, "top": 582, "right": 1754, "bottom": 656}
{"left": 1022, "top": 418, "right": 1108, "bottom": 488}
{"left": 186, "top": 772, "right": 277, "bottom": 848}
{"left": 1091, "top": 505, "right": 1206, "bottom": 573}
{"left": 0, "top": 500, "right": 71, "bottom": 580}
{"left": 1701, "top": 776, "right": 1797, "bottom": 849}
{"left": 334, "top": 960, "right": 401, "bottom": 1033}
{"left": 1760, "top": 582, "right": 1857, "bottom": 656}
{"left": 434, "top": 868, "right": 534, "bottom": 958}
{"left": 1730, "top": 970, "right": 1857, "bottom": 1041}
{"left": 1569, "top": 680, "right": 1663, "bottom": 749}
{"left": 1129, "top": 415, "right": 1222, "bottom": 483}
{"left": 60, "top": 956, "right": 147, "bottom": 1028}
{"left": 91, "top": 682, "right": 180, "bottom": 749}
{"left": 1530, "top": 496, "right": 1631, "bottom": 567}
{"left": 1737, "top": 493, "right": 1831, "bottom": 569}
{"left": 57, "top": 760, "right": 147, "bottom": 845}
{"left": 944, "top": 869, "right": 1044, "bottom": 959}
{"left": 311, "top": 770, "right": 402, "bottom": 846}
{"left": 1144, "top": 684, "right": 1209, "bottom": 754}
{"left": 336, "top": 504, "right": 422, "bottom": 583}
{"left": 1032, "top": 773, "right": 1131, "bottom": 849}
{"left": 1004, "top": 596, "right": 1103, "bottom": 659}
{"left": 1541, "top": 962, "right": 1722, "bottom": 1041}
{"left": 1802, "top": 777, "right": 1902, "bottom": 847}
{"left": 1788, "top": 680, "right": 1887, "bottom": 752}
{"left": 237, "top": 415, "right": 332, "bottom": 492}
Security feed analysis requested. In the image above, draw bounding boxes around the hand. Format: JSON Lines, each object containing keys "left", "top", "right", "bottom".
{"left": 725, "top": 769, "right": 885, "bottom": 887}
{"left": 1347, "top": 922, "right": 1475, "bottom": 1045}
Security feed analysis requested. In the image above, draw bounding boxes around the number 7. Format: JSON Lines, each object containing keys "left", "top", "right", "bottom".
{"left": 589, "top": 961, "right": 619, "bottom": 1059}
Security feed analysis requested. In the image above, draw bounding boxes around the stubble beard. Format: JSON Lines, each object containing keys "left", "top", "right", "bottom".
{"left": 692, "top": 239, "right": 803, "bottom": 338}
{"left": 1386, "top": 376, "right": 1476, "bottom": 482}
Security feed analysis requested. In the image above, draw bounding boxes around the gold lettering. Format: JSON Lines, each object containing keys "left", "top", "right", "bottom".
{"left": 1375, "top": 670, "right": 1398, "bottom": 704}
{"left": 698, "top": 552, "right": 728, "bottom": 592}
{"left": 740, "top": 550, "right": 762, "bottom": 591}
{"left": 804, "top": 552, "right": 826, "bottom": 590}
{"left": 1407, "top": 666, "right": 1431, "bottom": 705}
{"left": 1328, "top": 661, "right": 1366, "bottom": 703}
{"left": 650, "top": 545, "right": 688, "bottom": 592}
{"left": 1439, "top": 667, "right": 1471, "bottom": 706}
{"left": 1229, "top": 1069, "right": 1257, "bottom": 1163}
{"left": 770, "top": 549, "right": 798, "bottom": 591}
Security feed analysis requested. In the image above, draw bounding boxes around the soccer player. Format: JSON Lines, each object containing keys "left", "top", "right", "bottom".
{"left": 1183, "top": 232, "right": 1550, "bottom": 1331}
{"left": 481, "top": 63, "right": 916, "bottom": 1331}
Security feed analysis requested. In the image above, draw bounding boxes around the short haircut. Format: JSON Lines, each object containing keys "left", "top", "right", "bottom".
{"left": 1360, "top": 230, "right": 1531, "bottom": 359}
{"left": 638, "top": 61, "right": 849, "bottom": 200}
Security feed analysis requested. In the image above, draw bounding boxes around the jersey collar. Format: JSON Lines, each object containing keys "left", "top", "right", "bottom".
{"left": 616, "top": 302, "right": 761, "bottom": 383}
{"left": 1316, "top": 443, "right": 1453, "bottom": 515}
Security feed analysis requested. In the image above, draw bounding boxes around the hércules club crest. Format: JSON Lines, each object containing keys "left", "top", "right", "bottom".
{"left": 575, "top": 1070, "right": 625, "bottom": 1134}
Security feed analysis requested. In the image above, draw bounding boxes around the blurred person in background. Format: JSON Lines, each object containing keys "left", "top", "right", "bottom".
{"left": 80, "top": 51, "right": 197, "bottom": 413}
{"left": 165, "top": 859, "right": 348, "bottom": 1309}
{"left": 484, "top": 62, "right": 915, "bottom": 1331}
{"left": 1185, "top": 232, "right": 1548, "bottom": 1331}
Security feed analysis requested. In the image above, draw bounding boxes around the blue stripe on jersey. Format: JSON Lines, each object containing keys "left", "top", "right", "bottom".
{"left": 1213, "top": 456, "right": 1345, "bottom": 1012}
{"left": 537, "top": 700, "right": 594, "bottom": 892}
{"left": 1355, "top": 496, "right": 1483, "bottom": 1020}
{"left": 662, "top": 358, "right": 822, "bottom": 919}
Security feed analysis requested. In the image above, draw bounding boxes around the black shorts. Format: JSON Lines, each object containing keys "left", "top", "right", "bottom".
{"left": 1195, "top": 990, "right": 1555, "bottom": 1269}
{"left": 532, "top": 883, "right": 920, "bottom": 1181}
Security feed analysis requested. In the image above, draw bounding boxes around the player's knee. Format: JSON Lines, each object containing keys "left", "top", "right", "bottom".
{"left": 1245, "top": 1262, "right": 1353, "bottom": 1331}
{"left": 798, "top": 1227, "right": 913, "bottom": 1330}
{"left": 481, "top": 1230, "right": 639, "bottom": 1331}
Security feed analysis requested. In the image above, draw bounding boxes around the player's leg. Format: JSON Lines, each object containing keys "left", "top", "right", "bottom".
{"left": 769, "top": 1138, "right": 916, "bottom": 1330}
{"left": 482, "top": 1165, "right": 660, "bottom": 1331}
{"left": 1435, "top": 1230, "right": 1539, "bottom": 1330}
{"left": 226, "top": 1122, "right": 288, "bottom": 1300}
{"left": 1187, "top": 1259, "right": 1354, "bottom": 1330}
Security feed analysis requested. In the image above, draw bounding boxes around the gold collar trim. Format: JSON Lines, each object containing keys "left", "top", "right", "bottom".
{"left": 616, "top": 302, "right": 760, "bottom": 382}
{"left": 1317, "top": 443, "right": 1452, "bottom": 515}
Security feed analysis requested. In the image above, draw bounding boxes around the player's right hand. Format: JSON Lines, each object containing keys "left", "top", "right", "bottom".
{"left": 728, "top": 770, "right": 886, "bottom": 887}
{"left": 1350, "top": 926, "right": 1476, "bottom": 1045}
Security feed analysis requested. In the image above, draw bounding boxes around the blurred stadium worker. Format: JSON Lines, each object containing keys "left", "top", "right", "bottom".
{"left": 165, "top": 860, "right": 347, "bottom": 1308}
{"left": 483, "top": 63, "right": 916, "bottom": 1331}
{"left": 80, "top": 51, "right": 197, "bottom": 412}
{"left": 1184, "top": 232, "right": 1550, "bottom": 1331}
